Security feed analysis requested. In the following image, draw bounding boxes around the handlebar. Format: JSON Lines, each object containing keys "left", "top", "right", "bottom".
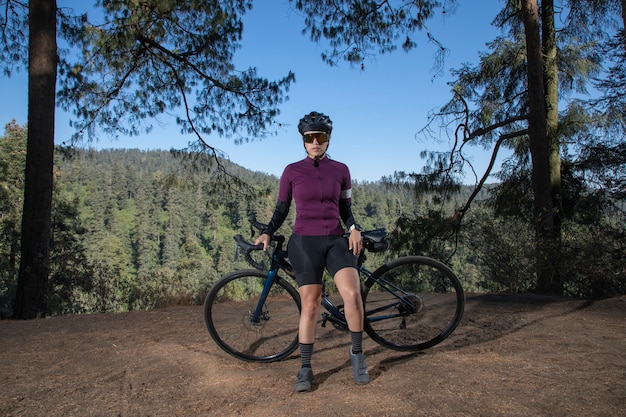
{"left": 232, "top": 212, "right": 284, "bottom": 271}
{"left": 234, "top": 234, "right": 266, "bottom": 271}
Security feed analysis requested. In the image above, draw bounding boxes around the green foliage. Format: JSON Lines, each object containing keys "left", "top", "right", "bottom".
{"left": 469, "top": 162, "right": 626, "bottom": 297}
{"left": 48, "top": 192, "right": 94, "bottom": 315}
{"left": 461, "top": 198, "right": 626, "bottom": 299}
{"left": 57, "top": 0, "right": 294, "bottom": 146}
{"left": 560, "top": 219, "right": 626, "bottom": 299}
{"left": 0, "top": 0, "right": 28, "bottom": 75}
{"left": 0, "top": 121, "right": 26, "bottom": 306}
{"left": 290, "top": 0, "right": 447, "bottom": 68}
{"left": 461, "top": 206, "right": 536, "bottom": 293}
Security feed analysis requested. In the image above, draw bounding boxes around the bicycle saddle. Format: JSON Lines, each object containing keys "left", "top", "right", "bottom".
{"left": 362, "top": 228, "right": 390, "bottom": 253}
{"left": 362, "top": 228, "right": 387, "bottom": 243}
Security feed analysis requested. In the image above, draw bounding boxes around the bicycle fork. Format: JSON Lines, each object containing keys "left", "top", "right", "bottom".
{"left": 250, "top": 268, "right": 279, "bottom": 324}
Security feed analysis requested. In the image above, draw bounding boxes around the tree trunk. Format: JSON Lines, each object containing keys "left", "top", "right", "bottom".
{"left": 13, "top": 0, "right": 57, "bottom": 319}
{"left": 521, "top": 0, "right": 559, "bottom": 295}
{"left": 540, "top": 0, "right": 563, "bottom": 294}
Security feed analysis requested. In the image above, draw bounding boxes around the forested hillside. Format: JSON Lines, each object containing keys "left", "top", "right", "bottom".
{"left": 46, "top": 147, "right": 462, "bottom": 314}
{"left": 1, "top": 138, "right": 453, "bottom": 314}
{"left": 1, "top": 124, "right": 624, "bottom": 316}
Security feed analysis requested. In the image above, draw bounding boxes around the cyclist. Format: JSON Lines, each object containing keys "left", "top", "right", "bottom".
{"left": 254, "top": 111, "right": 369, "bottom": 392}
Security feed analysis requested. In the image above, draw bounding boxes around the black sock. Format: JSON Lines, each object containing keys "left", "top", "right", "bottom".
{"left": 350, "top": 331, "right": 363, "bottom": 354}
{"left": 299, "top": 342, "right": 314, "bottom": 369}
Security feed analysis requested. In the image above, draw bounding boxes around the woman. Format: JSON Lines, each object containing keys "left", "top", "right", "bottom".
{"left": 254, "top": 111, "right": 369, "bottom": 392}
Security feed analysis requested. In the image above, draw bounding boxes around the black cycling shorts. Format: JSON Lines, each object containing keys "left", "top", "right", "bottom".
{"left": 287, "top": 234, "right": 358, "bottom": 287}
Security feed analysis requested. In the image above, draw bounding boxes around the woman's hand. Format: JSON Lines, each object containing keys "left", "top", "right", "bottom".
{"left": 254, "top": 233, "right": 271, "bottom": 251}
{"left": 348, "top": 229, "right": 363, "bottom": 255}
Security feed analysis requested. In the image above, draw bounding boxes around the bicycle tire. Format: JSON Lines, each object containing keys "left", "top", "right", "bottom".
{"left": 362, "top": 256, "right": 464, "bottom": 351}
{"left": 204, "top": 269, "right": 301, "bottom": 362}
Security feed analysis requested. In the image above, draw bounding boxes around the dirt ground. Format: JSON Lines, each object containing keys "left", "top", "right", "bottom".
{"left": 1, "top": 293, "right": 625, "bottom": 417}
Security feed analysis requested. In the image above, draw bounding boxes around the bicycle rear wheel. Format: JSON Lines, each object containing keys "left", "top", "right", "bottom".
{"left": 363, "top": 256, "right": 464, "bottom": 351}
{"left": 204, "top": 269, "right": 301, "bottom": 362}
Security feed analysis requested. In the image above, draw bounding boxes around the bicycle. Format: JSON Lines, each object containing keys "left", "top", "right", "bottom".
{"left": 204, "top": 214, "right": 465, "bottom": 363}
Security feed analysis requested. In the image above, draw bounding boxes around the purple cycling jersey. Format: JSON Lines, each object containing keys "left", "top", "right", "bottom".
{"left": 278, "top": 156, "right": 352, "bottom": 236}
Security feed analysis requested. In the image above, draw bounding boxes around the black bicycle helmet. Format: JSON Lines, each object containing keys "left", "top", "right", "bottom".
{"left": 298, "top": 111, "right": 333, "bottom": 134}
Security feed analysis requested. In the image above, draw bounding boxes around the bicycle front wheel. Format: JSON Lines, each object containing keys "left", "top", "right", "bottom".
{"left": 204, "top": 269, "right": 301, "bottom": 362}
{"left": 363, "top": 256, "right": 464, "bottom": 351}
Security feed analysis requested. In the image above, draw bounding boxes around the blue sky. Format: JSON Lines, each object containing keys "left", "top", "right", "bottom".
{"left": 0, "top": 1, "right": 504, "bottom": 182}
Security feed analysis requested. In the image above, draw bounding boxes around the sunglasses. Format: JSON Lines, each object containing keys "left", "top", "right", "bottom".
{"left": 303, "top": 132, "right": 329, "bottom": 144}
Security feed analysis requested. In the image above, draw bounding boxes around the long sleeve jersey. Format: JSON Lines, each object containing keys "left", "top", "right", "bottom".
{"left": 263, "top": 156, "right": 356, "bottom": 236}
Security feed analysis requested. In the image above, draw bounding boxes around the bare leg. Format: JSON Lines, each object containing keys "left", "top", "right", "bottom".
{"left": 333, "top": 267, "right": 364, "bottom": 332}
{"left": 298, "top": 284, "right": 322, "bottom": 343}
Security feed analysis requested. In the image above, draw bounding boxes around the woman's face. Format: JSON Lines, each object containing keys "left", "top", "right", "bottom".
{"left": 303, "top": 131, "right": 330, "bottom": 158}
